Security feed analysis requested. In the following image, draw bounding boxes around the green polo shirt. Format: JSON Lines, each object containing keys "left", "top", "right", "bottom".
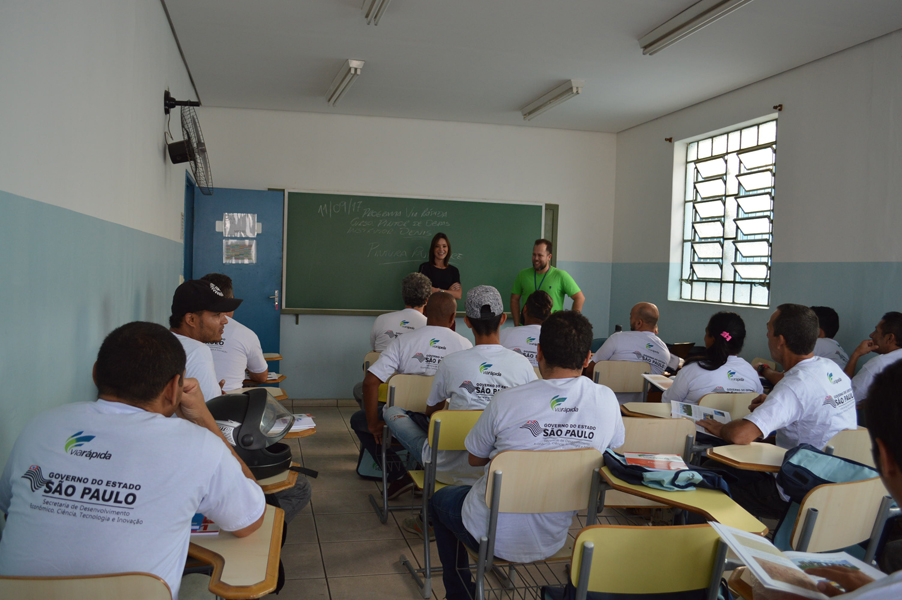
{"left": 511, "top": 266, "right": 580, "bottom": 313}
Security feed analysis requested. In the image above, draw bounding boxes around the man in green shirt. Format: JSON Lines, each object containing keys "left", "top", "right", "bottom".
{"left": 510, "top": 239, "right": 585, "bottom": 326}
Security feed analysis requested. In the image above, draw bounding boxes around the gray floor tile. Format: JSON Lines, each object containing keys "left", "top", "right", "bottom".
{"left": 337, "top": 398, "right": 358, "bottom": 407}
{"left": 320, "top": 538, "right": 412, "bottom": 577}
{"left": 312, "top": 488, "right": 381, "bottom": 515}
{"left": 281, "top": 542, "right": 326, "bottom": 580}
{"left": 265, "top": 577, "right": 330, "bottom": 599}
{"left": 309, "top": 469, "right": 381, "bottom": 492}
{"left": 304, "top": 455, "right": 360, "bottom": 473}
{"left": 328, "top": 573, "right": 431, "bottom": 600}
{"left": 316, "top": 511, "right": 404, "bottom": 543}
{"left": 178, "top": 573, "right": 216, "bottom": 600}
{"left": 299, "top": 432, "right": 360, "bottom": 457}
{"left": 286, "top": 506, "right": 317, "bottom": 544}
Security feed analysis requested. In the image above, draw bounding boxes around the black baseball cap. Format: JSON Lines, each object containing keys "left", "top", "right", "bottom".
{"left": 171, "top": 279, "right": 243, "bottom": 320}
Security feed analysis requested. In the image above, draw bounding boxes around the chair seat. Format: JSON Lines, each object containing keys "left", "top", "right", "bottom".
{"left": 464, "top": 537, "right": 574, "bottom": 564}
{"left": 408, "top": 470, "right": 449, "bottom": 494}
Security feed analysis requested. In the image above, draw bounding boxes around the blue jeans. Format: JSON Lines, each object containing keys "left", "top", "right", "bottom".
{"left": 430, "top": 485, "right": 479, "bottom": 600}
{"left": 383, "top": 406, "right": 429, "bottom": 465}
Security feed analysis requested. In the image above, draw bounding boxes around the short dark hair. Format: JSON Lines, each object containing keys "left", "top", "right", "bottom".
{"left": 810, "top": 306, "right": 840, "bottom": 338}
{"left": 880, "top": 312, "right": 902, "bottom": 346}
{"left": 686, "top": 311, "right": 747, "bottom": 371}
{"left": 401, "top": 272, "right": 432, "bottom": 307}
{"left": 201, "top": 273, "right": 234, "bottom": 298}
{"left": 534, "top": 238, "right": 553, "bottom": 254}
{"left": 469, "top": 314, "right": 504, "bottom": 336}
{"left": 95, "top": 322, "right": 186, "bottom": 404}
{"left": 524, "top": 290, "right": 553, "bottom": 322}
{"left": 539, "top": 311, "right": 593, "bottom": 370}
{"left": 773, "top": 304, "right": 818, "bottom": 355}
{"left": 865, "top": 360, "right": 902, "bottom": 473}
{"left": 428, "top": 233, "right": 451, "bottom": 267}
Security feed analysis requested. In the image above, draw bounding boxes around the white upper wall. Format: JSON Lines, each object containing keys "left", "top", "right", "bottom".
{"left": 201, "top": 109, "right": 617, "bottom": 263}
{"left": 614, "top": 30, "right": 902, "bottom": 265}
{"left": 0, "top": 0, "right": 194, "bottom": 241}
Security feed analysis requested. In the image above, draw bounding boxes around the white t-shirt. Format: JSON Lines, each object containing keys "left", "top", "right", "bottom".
{"left": 814, "top": 337, "right": 850, "bottom": 369}
{"left": 0, "top": 400, "right": 265, "bottom": 600}
{"left": 661, "top": 355, "right": 763, "bottom": 405}
{"left": 852, "top": 348, "right": 902, "bottom": 406}
{"left": 744, "top": 356, "right": 857, "bottom": 449}
{"left": 368, "top": 325, "right": 473, "bottom": 383}
{"left": 208, "top": 316, "right": 268, "bottom": 393}
{"left": 462, "top": 377, "right": 625, "bottom": 563}
{"left": 591, "top": 331, "right": 672, "bottom": 403}
{"left": 499, "top": 324, "right": 542, "bottom": 367}
{"left": 371, "top": 308, "right": 427, "bottom": 352}
{"left": 426, "top": 345, "right": 537, "bottom": 485}
{"left": 839, "top": 570, "right": 902, "bottom": 599}
{"left": 173, "top": 332, "right": 222, "bottom": 402}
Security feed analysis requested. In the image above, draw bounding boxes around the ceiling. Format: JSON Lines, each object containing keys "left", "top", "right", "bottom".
{"left": 165, "top": 0, "right": 902, "bottom": 133}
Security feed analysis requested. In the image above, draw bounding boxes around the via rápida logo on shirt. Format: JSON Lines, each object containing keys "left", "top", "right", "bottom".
{"left": 400, "top": 320, "right": 410, "bottom": 327}
{"left": 526, "top": 337, "right": 537, "bottom": 345}
{"left": 550, "top": 395, "right": 578, "bottom": 413}
{"left": 519, "top": 420, "right": 542, "bottom": 437}
{"left": 478, "top": 362, "right": 502, "bottom": 376}
{"left": 64, "top": 431, "right": 112, "bottom": 460}
{"left": 21, "top": 465, "right": 50, "bottom": 493}
{"left": 429, "top": 338, "right": 447, "bottom": 349}
{"left": 827, "top": 372, "right": 844, "bottom": 385}
{"left": 726, "top": 370, "right": 744, "bottom": 382}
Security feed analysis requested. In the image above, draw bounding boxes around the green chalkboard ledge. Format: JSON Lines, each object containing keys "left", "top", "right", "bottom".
{"left": 281, "top": 308, "right": 510, "bottom": 324}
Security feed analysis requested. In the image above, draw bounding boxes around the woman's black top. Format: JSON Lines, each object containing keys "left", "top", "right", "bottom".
{"left": 418, "top": 262, "right": 461, "bottom": 291}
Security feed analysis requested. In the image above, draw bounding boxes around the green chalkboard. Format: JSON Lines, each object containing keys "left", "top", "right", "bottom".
{"left": 284, "top": 192, "right": 543, "bottom": 313}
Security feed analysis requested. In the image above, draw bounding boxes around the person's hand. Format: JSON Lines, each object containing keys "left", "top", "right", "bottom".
{"left": 177, "top": 377, "right": 212, "bottom": 426}
{"left": 368, "top": 418, "right": 383, "bottom": 446}
{"left": 219, "top": 379, "right": 226, "bottom": 392}
{"left": 749, "top": 393, "right": 768, "bottom": 412}
{"left": 852, "top": 339, "right": 877, "bottom": 358}
{"left": 805, "top": 566, "right": 874, "bottom": 596}
{"left": 450, "top": 282, "right": 461, "bottom": 291}
{"left": 698, "top": 418, "right": 724, "bottom": 437}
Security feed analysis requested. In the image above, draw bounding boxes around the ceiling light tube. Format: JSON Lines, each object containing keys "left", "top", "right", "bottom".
{"left": 326, "top": 59, "right": 364, "bottom": 107}
{"left": 363, "top": 0, "right": 391, "bottom": 25}
{"left": 520, "top": 79, "right": 584, "bottom": 121}
{"left": 640, "top": 0, "right": 755, "bottom": 56}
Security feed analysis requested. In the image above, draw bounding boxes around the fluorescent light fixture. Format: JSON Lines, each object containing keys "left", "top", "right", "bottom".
{"left": 363, "top": 0, "right": 391, "bottom": 25}
{"left": 326, "top": 59, "right": 364, "bottom": 107}
{"left": 640, "top": 0, "right": 755, "bottom": 56}
{"left": 520, "top": 79, "right": 584, "bottom": 121}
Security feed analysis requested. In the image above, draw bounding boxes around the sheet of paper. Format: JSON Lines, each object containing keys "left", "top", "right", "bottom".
{"left": 289, "top": 413, "right": 316, "bottom": 432}
{"left": 670, "top": 401, "right": 730, "bottom": 435}
{"left": 623, "top": 452, "right": 687, "bottom": 471}
{"left": 267, "top": 371, "right": 280, "bottom": 380}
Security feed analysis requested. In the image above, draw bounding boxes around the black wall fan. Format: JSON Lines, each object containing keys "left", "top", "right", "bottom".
{"left": 165, "top": 91, "right": 213, "bottom": 196}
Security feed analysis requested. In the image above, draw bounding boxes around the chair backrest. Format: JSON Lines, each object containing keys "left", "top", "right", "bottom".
{"left": 533, "top": 366, "right": 543, "bottom": 379}
{"left": 593, "top": 361, "right": 650, "bottom": 393}
{"left": 485, "top": 448, "right": 602, "bottom": 513}
{"left": 363, "top": 351, "right": 381, "bottom": 371}
{"left": 668, "top": 342, "right": 696, "bottom": 360}
{"left": 570, "top": 525, "right": 722, "bottom": 595}
{"left": 614, "top": 417, "right": 696, "bottom": 458}
{"left": 0, "top": 573, "right": 172, "bottom": 600}
{"left": 750, "top": 357, "right": 776, "bottom": 371}
{"left": 388, "top": 374, "right": 435, "bottom": 411}
{"left": 698, "top": 392, "right": 759, "bottom": 421}
{"left": 791, "top": 476, "right": 887, "bottom": 551}
{"left": 428, "top": 410, "right": 483, "bottom": 451}
{"left": 825, "top": 427, "right": 874, "bottom": 467}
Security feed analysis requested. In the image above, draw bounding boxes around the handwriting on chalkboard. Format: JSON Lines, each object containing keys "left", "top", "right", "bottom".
{"left": 366, "top": 242, "right": 463, "bottom": 265}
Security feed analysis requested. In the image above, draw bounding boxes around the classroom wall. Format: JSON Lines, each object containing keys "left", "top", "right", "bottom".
{"left": 0, "top": 0, "right": 193, "bottom": 477}
{"left": 201, "top": 109, "right": 618, "bottom": 397}
{"left": 611, "top": 30, "right": 902, "bottom": 366}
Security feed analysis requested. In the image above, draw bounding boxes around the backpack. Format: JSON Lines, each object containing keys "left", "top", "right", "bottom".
{"left": 604, "top": 449, "right": 736, "bottom": 496}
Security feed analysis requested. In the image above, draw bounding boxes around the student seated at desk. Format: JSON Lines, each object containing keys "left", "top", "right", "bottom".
{"left": 351, "top": 292, "right": 471, "bottom": 497}
{"left": 661, "top": 311, "right": 762, "bottom": 405}
{"left": 499, "top": 290, "right": 552, "bottom": 367}
{"left": 430, "top": 311, "right": 624, "bottom": 600}
{"left": 0, "top": 322, "right": 265, "bottom": 600}
{"left": 753, "top": 362, "right": 902, "bottom": 599}
{"left": 699, "top": 304, "right": 856, "bottom": 519}
{"left": 845, "top": 311, "right": 902, "bottom": 409}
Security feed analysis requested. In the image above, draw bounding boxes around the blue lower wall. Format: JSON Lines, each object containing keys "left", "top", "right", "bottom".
{"left": 0, "top": 190, "right": 182, "bottom": 470}
{"left": 609, "top": 261, "right": 902, "bottom": 367}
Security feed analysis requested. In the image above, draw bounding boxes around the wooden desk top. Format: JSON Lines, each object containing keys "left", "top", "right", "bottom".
{"left": 600, "top": 467, "right": 768, "bottom": 535}
{"left": 243, "top": 374, "right": 287, "bottom": 385}
{"left": 226, "top": 387, "right": 288, "bottom": 402}
{"left": 706, "top": 443, "right": 787, "bottom": 473}
{"left": 621, "top": 402, "right": 672, "bottom": 419}
{"left": 263, "top": 353, "right": 283, "bottom": 361}
{"left": 257, "top": 462, "right": 300, "bottom": 494}
{"left": 642, "top": 373, "right": 674, "bottom": 391}
{"left": 188, "top": 505, "right": 284, "bottom": 599}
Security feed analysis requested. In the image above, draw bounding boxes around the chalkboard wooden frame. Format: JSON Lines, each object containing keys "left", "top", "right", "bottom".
{"left": 280, "top": 191, "right": 544, "bottom": 314}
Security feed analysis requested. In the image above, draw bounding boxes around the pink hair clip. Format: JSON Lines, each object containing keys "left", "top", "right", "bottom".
{"left": 720, "top": 331, "right": 732, "bottom": 341}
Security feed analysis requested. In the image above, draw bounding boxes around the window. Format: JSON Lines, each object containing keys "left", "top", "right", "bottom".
{"left": 679, "top": 119, "right": 777, "bottom": 306}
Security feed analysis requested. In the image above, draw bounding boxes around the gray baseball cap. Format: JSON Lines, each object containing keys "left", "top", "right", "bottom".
{"left": 466, "top": 285, "right": 504, "bottom": 319}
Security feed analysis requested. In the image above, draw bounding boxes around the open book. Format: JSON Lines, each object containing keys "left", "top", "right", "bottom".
{"left": 670, "top": 401, "right": 730, "bottom": 436}
{"left": 191, "top": 513, "right": 220, "bottom": 535}
{"left": 710, "top": 522, "right": 885, "bottom": 599}
{"left": 623, "top": 452, "right": 687, "bottom": 471}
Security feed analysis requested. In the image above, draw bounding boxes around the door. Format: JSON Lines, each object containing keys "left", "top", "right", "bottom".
{"left": 192, "top": 188, "right": 283, "bottom": 354}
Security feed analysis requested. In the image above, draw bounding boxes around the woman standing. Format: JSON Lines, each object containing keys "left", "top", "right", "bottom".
{"left": 418, "top": 232, "right": 462, "bottom": 300}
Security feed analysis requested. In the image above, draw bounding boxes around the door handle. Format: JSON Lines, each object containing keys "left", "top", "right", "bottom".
{"left": 269, "top": 290, "right": 280, "bottom": 310}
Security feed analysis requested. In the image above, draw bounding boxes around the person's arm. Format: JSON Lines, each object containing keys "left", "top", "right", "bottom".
{"left": 362, "top": 370, "right": 386, "bottom": 445}
{"left": 230, "top": 513, "right": 265, "bottom": 537}
{"left": 844, "top": 339, "right": 876, "bottom": 377}
{"left": 759, "top": 364, "right": 784, "bottom": 385}
{"left": 245, "top": 333, "right": 269, "bottom": 384}
{"left": 468, "top": 453, "right": 490, "bottom": 467}
{"left": 510, "top": 294, "right": 522, "bottom": 326}
{"left": 247, "top": 369, "right": 269, "bottom": 384}
{"left": 444, "top": 285, "right": 462, "bottom": 300}
{"left": 570, "top": 291, "right": 585, "bottom": 313}
{"left": 177, "top": 378, "right": 256, "bottom": 481}
{"left": 698, "top": 417, "right": 763, "bottom": 444}
{"left": 425, "top": 401, "right": 447, "bottom": 417}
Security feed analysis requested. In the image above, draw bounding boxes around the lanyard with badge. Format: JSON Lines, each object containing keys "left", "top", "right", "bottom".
{"left": 534, "top": 267, "right": 550, "bottom": 292}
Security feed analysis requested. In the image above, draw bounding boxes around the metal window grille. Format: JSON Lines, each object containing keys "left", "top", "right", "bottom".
{"left": 680, "top": 120, "right": 777, "bottom": 306}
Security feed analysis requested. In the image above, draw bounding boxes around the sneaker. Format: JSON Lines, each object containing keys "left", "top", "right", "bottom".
{"left": 386, "top": 473, "right": 415, "bottom": 500}
{"left": 402, "top": 515, "right": 435, "bottom": 541}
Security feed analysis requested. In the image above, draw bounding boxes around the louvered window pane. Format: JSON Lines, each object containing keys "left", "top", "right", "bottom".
{"left": 695, "top": 200, "right": 724, "bottom": 219}
{"left": 696, "top": 157, "right": 726, "bottom": 178}
{"left": 734, "top": 240, "right": 770, "bottom": 257}
{"left": 737, "top": 193, "right": 773, "bottom": 214}
{"left": 738, "top": 147, "right": 775, "bottom": 170}
{"left": 692, "top": 263, "right": 722, "bottom": 280}
{"left": 693, "top": 221, "right": 724, "bottom": 239}
{"left": 693, "top": 242, "right": 722, "bottom": 259}
{"left": 695, "top": 178, "right": 726, "bottom": 198}
{"left": 733, "top": 263, "right": 769, "bottom": 280}
{"left": 737, "top": 170, "right": 774, "bottom": 192}
{"left": 736, "top": 217, "right": 771, "bottom": 235}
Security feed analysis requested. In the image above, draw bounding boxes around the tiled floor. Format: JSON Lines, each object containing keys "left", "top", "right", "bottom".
{"left": 180, "top": 399, "right": 650, "bottom": 600}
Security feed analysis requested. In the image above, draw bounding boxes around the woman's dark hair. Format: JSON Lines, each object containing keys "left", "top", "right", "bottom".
{"left": 685, "top": 311, "right": 747, "bottom": 371}
{"left": 523, "top": 290, "right": 553, "bottom": 323}
{"left": 428, "top": 232, "right": 451, "bottom": 267}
